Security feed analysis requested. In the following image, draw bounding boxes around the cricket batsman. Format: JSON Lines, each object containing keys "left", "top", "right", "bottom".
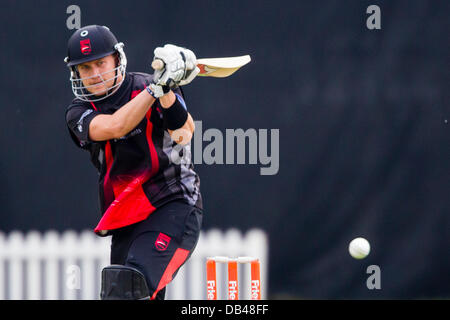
{"left": 64, "top": 25, "right": 203, "bottom": 300}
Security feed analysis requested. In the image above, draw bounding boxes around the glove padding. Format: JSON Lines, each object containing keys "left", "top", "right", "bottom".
{"left": 178, "top": 65, "right": 200, "bottom": 86}
{"left": 147, "top": 82, "right": 170, "bottom": 98}
{"left": 152, "top": 44, "right": 199, "bottom": 87}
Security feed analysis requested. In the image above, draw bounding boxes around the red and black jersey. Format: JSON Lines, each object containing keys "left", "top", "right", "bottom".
{"left": 65, "top": 72, "right": 202, "bottom": 235}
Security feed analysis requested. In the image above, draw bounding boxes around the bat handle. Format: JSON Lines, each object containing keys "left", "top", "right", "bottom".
{"left": 151, "top": 59, "right": 164, "bottom": 70}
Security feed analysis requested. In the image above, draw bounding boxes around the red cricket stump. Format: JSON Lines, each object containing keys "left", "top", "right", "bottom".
{"left": 250, "top": 260, "right": 261, "bottom": 300}
{"left": 228, "top": 260, "right": 239, "bottom": 300}
{"left": 206, "top": 259, "right": 217, "bottom": 300}
{"left": 206, "top": 256, "right": 261, "bottom": 300}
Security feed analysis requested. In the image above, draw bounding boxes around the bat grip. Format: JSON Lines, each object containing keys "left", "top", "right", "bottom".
{"left": 151, "top": 59, "right": 164, "bottom": 70}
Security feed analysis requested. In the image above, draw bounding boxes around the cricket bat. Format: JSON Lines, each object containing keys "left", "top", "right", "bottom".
{"left": 151, "top": 55, "right": 251, "bottom": 78}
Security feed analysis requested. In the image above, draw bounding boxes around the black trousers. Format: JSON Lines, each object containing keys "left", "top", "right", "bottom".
{"left": 110, "top": 199, "right": 203, "bottom": 300}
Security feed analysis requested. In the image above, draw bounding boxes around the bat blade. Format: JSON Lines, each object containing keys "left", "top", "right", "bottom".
{"left": 151, "top": 55, "right": 251, "bottom": 78}
{"left": 197, "top": 55, "right": 251, "bottom": 78}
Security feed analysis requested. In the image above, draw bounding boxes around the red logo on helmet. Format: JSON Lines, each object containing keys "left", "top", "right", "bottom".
{"left": 155, "top": 233, "right": 171, "bottom": 251}
{"left": 80, "top": 39, "right": 92, "bottom": 55}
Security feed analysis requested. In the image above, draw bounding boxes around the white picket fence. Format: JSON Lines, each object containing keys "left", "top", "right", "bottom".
{"left": 0, "top": 229, "right": 268, "bottom": 300}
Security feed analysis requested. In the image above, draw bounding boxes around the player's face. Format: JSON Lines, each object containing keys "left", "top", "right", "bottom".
{"left": 77, "top": 55, "right": 122, "bottom": 96}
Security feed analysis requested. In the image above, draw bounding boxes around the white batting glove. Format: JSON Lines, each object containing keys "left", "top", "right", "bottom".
{"left": 152, "top": 44, "right": 199, "bottom": 87}
{"left": 147, "top": 82, "right": 170, "bottom": 98}
{"left": 178, "top": 47, "right": 199, "bottom": 86}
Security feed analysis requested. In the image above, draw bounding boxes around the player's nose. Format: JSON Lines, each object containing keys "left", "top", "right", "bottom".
{"left": 91, "top": 69, "right": 102, "bottom": 82}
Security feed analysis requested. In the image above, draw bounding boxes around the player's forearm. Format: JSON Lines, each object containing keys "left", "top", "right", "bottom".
{"left": 161, "top": 91, "right": 195, "bottom": 145}
{"left": 89, "top": 89, "right": 155, "bottom": 141}
{"left": 159, "top": 90, "right": 176, "bottom": 108}
{"left": 111, "top": 89, "right": 156, "bottom": 138}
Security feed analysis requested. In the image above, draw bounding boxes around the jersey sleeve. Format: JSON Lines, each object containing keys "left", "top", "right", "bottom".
{"left": 65, "top": 100, "right": 101, "bottom": 149}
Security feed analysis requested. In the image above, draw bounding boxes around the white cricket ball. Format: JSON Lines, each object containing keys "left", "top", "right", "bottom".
{"left": 348, "top": 237, "right": 371, "bottom": 259}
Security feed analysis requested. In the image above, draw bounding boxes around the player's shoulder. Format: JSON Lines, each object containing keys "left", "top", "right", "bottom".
{"left": 66, "top": 97, "right": 92, "bottom": 113}
{"left": 65, "top": 97, "right": 96, "bottom": 124}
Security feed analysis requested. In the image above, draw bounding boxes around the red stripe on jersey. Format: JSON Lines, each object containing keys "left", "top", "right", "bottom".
{"left": 146, "top": 108, "right": 160, "bottom": 177}
{"left": 89, "top": 101, "right": 98, "bottom": 111}
{"left": 131, "top": 90, "right": 141, "bottom": 100}
{"left": 90, "top": 101, "right": 115, "bottom": 206}
{"left": 103, "top": 141, "right": 116, "bottom": 205}
{"left": 151, "top": 248, "right": 190, "bottom": 300}
{"left": 90, "top": 101, "right": 115, "bottom": 208}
